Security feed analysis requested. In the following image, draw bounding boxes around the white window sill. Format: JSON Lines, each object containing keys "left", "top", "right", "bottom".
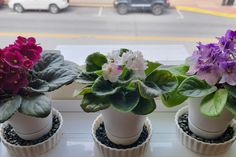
{"left": 1, "top": 107, "right": 236, "bottom": 157}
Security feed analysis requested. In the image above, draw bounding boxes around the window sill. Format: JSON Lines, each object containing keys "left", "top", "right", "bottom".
{"left": 1, "top": 108, "right": 235, "bottom": 157}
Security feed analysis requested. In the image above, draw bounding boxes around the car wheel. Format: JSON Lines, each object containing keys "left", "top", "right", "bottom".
{"left": 117, "top": 4, "right": 128, "bottom": 15}
{"left": 14, "top": 4, "right": 24, "bottom": 13}
{"left": 151, "top": 4, "right": 163, "bottom": 15}
{"left": 49, "top": 4, "right": 59, "bottom": 14}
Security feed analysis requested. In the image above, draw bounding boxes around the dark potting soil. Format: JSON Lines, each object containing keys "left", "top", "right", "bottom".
{"left": 96, "top": 123, "right": 149, "bottom": 149}
{"left": 2, "top": 114, "right": 60, "bottom": 146}
{"left": 178, "top": 113, "right": 234, "bottom": 143}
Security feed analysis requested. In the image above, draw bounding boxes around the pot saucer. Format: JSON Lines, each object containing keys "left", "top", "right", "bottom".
{"left": 0, "top": 108, "right": 63, "bottom": 157}
{"left": 92, "top": 114, "right": 152, "bottom": 157}
{"left": 175, "top": 106, "right": 236, "bottom": 155}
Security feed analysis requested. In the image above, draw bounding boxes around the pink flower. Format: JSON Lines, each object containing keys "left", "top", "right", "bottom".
{"left": 102, "top": 63, "right": 122, "bottom": 82}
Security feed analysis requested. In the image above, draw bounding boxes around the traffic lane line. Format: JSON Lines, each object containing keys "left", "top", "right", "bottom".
{"left": 176, "top": 6, "right": 236, "bottom": 18}
{"left": 176, "top": 9, "right": 184, "bottom": 19}
{"left": 98, "top": 7, "right": 103, "bottom": 16}
{"left": 0, "top": 32, "right": 217, "bottom": 42}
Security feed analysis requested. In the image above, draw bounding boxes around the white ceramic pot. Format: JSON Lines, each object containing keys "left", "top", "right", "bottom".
{"left": 8, "top": 110, "right": 53, "bottom": 140}
{"left": 102, "top": 107, "right": 146, "bottom": 145}
{"left": 92, "top": 114, "right": 152, "bottom": 157}
{"left": 188, "top": 97, "right": 234, "bottom": 139}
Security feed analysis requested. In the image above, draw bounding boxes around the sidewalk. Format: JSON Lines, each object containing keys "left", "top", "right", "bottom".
{"left": 171, "top": 0, "right": 236, "bottom": 16}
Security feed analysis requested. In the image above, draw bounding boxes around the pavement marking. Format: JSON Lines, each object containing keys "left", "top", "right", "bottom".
{"left": 176, "top": 6, "right": 236, "bottom": 18}
{"left": 0, "top": 32, "right": 217, "bottom": 42}
{"left": 176, "top": 9, "right": 184, "bottom": 19}
{"left": 98, "top": 7, "right": 103, "bottom": 16}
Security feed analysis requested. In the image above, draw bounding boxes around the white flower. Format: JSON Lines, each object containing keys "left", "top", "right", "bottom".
{"left": 102, "top": 63, "right": 122, "bottom": 82}
{"left": 107, "top": 50, "right": 122, "bottom": 65}
{"left": 122, "top": 50, "right": 147, "bottom": 79}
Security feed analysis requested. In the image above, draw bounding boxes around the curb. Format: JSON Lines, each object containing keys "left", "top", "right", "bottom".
{"left": 176, "top": 6, "right": 236, "bottom": 18}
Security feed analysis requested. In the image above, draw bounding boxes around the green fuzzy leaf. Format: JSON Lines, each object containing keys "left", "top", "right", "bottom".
{"left": 226, "top": 95, "right": 236, "bottom": 116}
{"left": 38, "top": 67, "right": 77, "bottom": 92}
{"left": 19, "top": 94, "right": 51, "bottom": 118}
{"left": 161, "top": 75, "right": 188, "bottom": 107}
{"left": 33, "top": 52, "right": 64, "bottom": 72}
{"left": 73, "top": 87, "right": 92, "bottom": 97}
{"left": 225, "top": 85, "right": 236, "bottom": 98}
{"left": 200, "top": 89, "right": 228, "bottom": 117}
{"left": 118, "top": 68, "right": 134, "bottom": 83}
{"left": 86, "top": 52, "right": 107, "bottom": 72}
{"left": 0, "top": 96, "right": 21, "bottom": 123}
{"left": 136, "top": 80, "right": 161, "bottom": 99}
{"left": 110, "top": 88, "right": 140, "bottom": 112}
{"left": 76, "top": 72, "right": 99, "bottom": 84}
{"left": 145, "top": 61, "right": 161, "bottom": 76}
{"left": 119, "top": 48, "right": 130, "bottom": 56}
{"left": 81, "top": 93, "right": 110, "bottom": 112}
{"left": 30, "top": 52, "right": 78, "bottom": 93}
{"left": 132, "top": 97, "right": 156, "bottom": 115}
{"left": 92, "top": 76, "right": 120, "bottom": 96}
{"left": 146, "top": 70, "right": 178, "bottom": 93}
{"left": 24, "top": 79, "right": 50, "bottom": 94}
{"left": 158, "top": 64, "right": 189, "bottom": 76}
{"left": 178, "top": 76, "right": 217, "bottom": 97}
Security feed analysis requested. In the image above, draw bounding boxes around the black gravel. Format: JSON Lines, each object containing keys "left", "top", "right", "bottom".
{"left": 3, "top": 114, "right": 60, "bottom": 146}
{"left": 95, "top": 123, "right": 149, "bottom": 149}
{"left": 178, "top": 113, "right": 234, "bottom": 143}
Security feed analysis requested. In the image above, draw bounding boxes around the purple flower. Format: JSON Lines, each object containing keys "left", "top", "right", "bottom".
{"left": 219, "top": 61, "right": 236, "bottom": 86}
{"left": 218, "top": 30, "right": 236, "bottom": 50}
{"left": 196, "top": 64, "right": 220, "bottom": 85}
{"left": 187, "top": 43, "right": 221, "bottom": 75}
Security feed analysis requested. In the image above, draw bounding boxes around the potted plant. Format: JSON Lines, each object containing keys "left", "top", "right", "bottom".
{"left": 75, "top": 48, "right": 177, "bottom": 147}
{"left": 160, "top": 30, "right": 236, "bottom": 154}
{"left": 0, "top": 36, "right": 78, "bottom": 156}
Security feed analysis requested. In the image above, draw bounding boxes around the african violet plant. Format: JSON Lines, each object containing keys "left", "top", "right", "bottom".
{"left": 75, "top": 49, "right": 178, "bottom": 114}
{"left": 0, "top": 36, "right": 78, "bottom": 123}
{"left": 161, "top": 29, "right": 236, "bottom": 117}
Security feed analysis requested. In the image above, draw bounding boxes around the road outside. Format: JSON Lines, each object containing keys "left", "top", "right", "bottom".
{"left": 0, "top": 5, "right": 236, "bottom": 53}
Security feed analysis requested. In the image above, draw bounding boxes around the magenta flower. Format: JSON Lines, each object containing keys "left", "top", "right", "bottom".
{"left": 20, "top": 45, "right": 42, "bottom": 63}
{"left": 6, "top": 68, "right": 20, "bottom": 83}
{"left": 3, "top": 71, "right": 29, "bottom": 95}
{"left": 4, "top": 50, "right": 24, "bottom": 68}
{"left": 219, "top": 61, "right": 236, "bottom": 85}
{"left": 0, "top": 36, "right": 42, "bottom": 95}
{"left": 23, "top": 59, "right": 34, "bottom": 69}
{"left": 0, "top": 70, "right": 6, "bottom": 88}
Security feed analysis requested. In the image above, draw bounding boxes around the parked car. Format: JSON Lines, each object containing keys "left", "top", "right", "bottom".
{"left": 8, "top": 0, "right": 69, "bottom": 13}
{"left": 0, "top": 0, "right": 4, "bottom": 7}
{"left": 114, "top": 0, "right": 170, "bottom": 15}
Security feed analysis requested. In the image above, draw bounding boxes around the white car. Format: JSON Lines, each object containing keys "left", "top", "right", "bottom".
{"left": 8, "top": 0, "right": 69, "bottom": 13}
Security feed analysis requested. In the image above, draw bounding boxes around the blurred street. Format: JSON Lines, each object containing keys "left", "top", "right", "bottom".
{"left": 0, "top": 5, "right": 236, "bottom": 53}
